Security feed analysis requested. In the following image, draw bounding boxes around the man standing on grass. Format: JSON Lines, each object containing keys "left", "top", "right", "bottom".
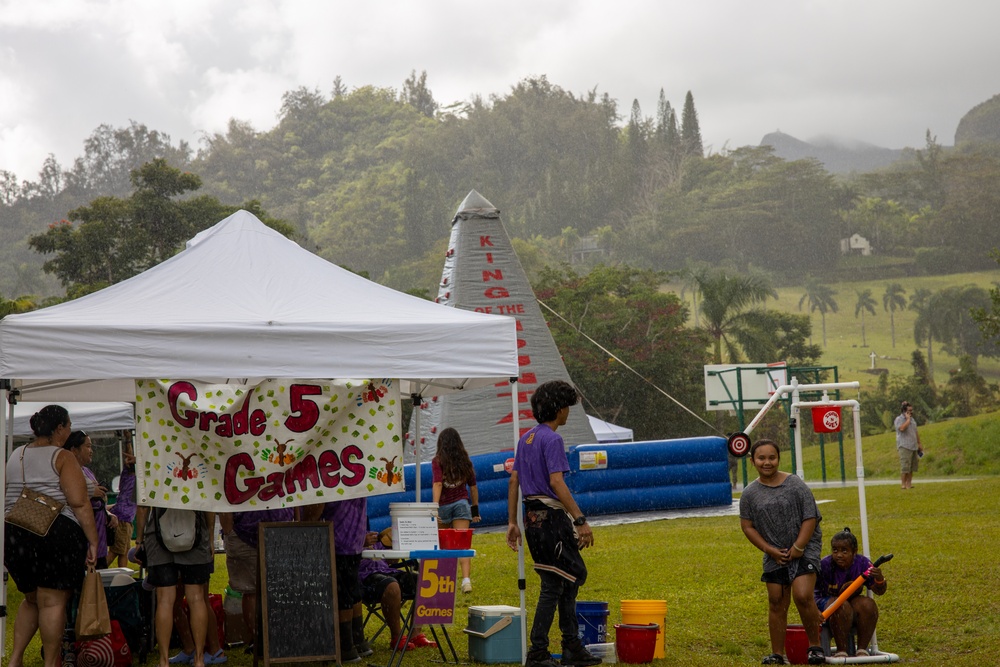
{"left": 894, "top": 401, "right": 923, "bottom": 489}
{"left": 506, "top": 380, "right": 601, "bottom": 667}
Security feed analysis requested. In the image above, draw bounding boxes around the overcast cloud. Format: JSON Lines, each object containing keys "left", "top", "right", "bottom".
{"left": 1, "top": 0, "right": 998, "bottom": 179}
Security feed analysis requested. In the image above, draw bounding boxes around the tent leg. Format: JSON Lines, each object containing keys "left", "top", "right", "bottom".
{"left": 510, "top": 378, "right": 527, "bottom": 665}
{"left": 1, "top": 382, "right": 10, "bottom": 655}
{"left": 412, "top": 393, "right": 422, "bottom": 500}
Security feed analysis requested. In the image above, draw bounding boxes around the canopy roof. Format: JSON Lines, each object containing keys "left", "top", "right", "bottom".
{"left": 0, "top": 210, "right": 518, "bottom": 402}
{"left": 10, "top": 402, "right": 134, "bottom": 436}
{"left": 587, "top": 414, "right": 634, "bottom": 443}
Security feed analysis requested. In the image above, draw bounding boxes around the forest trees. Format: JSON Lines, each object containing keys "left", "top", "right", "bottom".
{"left": 28, "top": 159, "right": 290, "bottom": 296}
{"left": 533, "top": 264, "right": 710, "bottom": 440}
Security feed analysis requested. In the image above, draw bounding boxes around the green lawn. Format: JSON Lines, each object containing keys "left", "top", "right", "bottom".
{"left": 6, "top": 412, "right": 999, "bottom": 666}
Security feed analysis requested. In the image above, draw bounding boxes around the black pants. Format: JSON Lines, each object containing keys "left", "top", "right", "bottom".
{"left": 530, "top": 569, "right": 581, "bottom": 652}
{"left": 523, "top": 499, "right": 587, "bottom": 652}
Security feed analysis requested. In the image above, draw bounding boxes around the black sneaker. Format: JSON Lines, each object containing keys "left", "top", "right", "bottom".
{"left": 355, "top": 640, "right": 374, "bottom": 658}
{"left": 561, "top": 639, "right": 602, "bottom": 667}
{"left": 526, "top": 649, "right": 560, "bottom": 667}
{"left": 340, "top": 646, "right": 362, "bottom": 664}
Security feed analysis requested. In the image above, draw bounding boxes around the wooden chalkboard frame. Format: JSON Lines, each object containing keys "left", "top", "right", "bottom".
{"left": 257, "top": 521, "right": 340, "bottom": 666}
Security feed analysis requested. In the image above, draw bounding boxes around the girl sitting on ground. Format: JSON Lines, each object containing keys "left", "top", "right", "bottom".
{"left": 814, "top": 527, "right": 887, "bottom": 657}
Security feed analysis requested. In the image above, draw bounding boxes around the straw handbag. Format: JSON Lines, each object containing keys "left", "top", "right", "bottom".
{"left": 5, "top": 448, "right": 65, "bottom": 537}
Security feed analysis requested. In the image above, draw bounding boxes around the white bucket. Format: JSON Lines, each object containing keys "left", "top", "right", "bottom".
{"left": 389, "top": 502, "right": 439, "bottom": 550}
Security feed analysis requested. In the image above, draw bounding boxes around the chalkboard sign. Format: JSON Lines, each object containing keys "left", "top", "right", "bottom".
{"left": 258, "top": 522, "right": 339, "bottom": 665}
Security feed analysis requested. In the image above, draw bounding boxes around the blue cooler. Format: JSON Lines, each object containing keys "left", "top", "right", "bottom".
{"left": 465, "top": 605, "right": 522, "bottom": 663}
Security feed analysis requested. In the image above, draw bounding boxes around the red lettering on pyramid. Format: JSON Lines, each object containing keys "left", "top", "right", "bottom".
{"left": 480, "top": 236, "right": 493, "bottom": 247}
{"left": 496, "top": 409, "right": 534, "bottom": 425}
{"left": 483, "top": 268, "right": 503, "bottom": 282}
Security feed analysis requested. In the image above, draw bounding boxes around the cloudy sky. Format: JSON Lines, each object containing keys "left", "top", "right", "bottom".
{"left": 1, "top": 0, "right": 997, "bottom": 180}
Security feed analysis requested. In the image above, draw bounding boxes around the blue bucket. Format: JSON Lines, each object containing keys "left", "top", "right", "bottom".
{"left": 576, "top": 601, "right": 609, "bottom": 645}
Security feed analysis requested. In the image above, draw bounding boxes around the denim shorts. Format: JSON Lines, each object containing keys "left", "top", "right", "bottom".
{"left": 438, "top": 499, "right": 472, "bottom": 524}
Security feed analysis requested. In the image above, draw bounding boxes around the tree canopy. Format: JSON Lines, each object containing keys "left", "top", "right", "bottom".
{"left": 28, "top": 159, "right": 290, "bottom": 296}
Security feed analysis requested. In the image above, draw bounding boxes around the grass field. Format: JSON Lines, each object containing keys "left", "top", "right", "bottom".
{"left": 667, "top": 268, "right": 1000, "bottom": 391}
{"left": 6, "top": 412, "right": 999, "bottom": 666}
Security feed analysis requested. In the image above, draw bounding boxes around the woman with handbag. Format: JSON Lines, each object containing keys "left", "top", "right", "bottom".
{"left": 64, "top": 430, "right": 117, "bottom": 569}
{"left": 4, "top": 404, "right": 99, "bottom": 667}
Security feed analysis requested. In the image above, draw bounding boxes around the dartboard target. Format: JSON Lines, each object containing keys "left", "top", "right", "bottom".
{"left": 727, "top": 432, "right": 751, "bottom": 457}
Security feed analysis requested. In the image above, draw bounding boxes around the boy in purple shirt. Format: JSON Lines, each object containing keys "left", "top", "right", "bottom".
{"left": 506, "top": 381, "right": 600, "bottom": 667}
{"left": 108, "top": 442, "right": 136, "bottom": 568}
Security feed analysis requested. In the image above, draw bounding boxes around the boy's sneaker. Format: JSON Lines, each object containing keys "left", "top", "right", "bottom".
{"left": 560, "top": 639, "right": 602, "bottom": 667}
{"left": 526, "top": 649, "right": 561, "bottom": 667}
{"left": 355, "top": 639, "right": 374, "bottom": 657}
{"left": 340, "top": 646, "right": 362, "bottom": 664}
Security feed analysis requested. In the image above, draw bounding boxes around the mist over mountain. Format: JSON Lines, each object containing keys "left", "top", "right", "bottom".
{"left": 760, "top": 131, "right": 908, "bottom": 174}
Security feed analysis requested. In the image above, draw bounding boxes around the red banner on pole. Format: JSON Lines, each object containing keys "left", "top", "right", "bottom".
{"left": 812, "top": 406, "right": 842, "bottom": 433}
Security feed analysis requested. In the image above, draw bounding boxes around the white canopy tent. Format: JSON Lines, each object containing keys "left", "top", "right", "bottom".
{"left": 9, "top": 402, "right": 134, "bottom": 437}
{"left": 587, "top": 414, "right": 634, "bottom": 443}
{"left": 0, "top": 210, "right": 520, "bottom": 649}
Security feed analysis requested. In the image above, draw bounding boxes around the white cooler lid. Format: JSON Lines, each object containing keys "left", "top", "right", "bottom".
{"left": 469, "top": 605, "right": 522, "bottom": 617}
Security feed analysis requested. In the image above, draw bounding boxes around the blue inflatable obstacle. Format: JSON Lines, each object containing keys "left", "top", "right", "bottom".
{"left": 367, "top": 436, "right": 732, "bottom": 531}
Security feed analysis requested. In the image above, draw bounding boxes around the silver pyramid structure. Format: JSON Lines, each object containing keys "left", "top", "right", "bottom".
{"left": 406, "top": 190, "right": 596, "bottom": 459}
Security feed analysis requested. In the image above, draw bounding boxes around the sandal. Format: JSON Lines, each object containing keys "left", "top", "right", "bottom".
{"left": 762, "top": 654, "right": 785, "bottom": 665}
{"left": 807, "top": 646, "right": 825, "bottom": 664}
{"left": 833, "top": 650, "right": 848, "bottom": 658}
{"left": 855, "top": 649, "right": 870, "bottom": 657}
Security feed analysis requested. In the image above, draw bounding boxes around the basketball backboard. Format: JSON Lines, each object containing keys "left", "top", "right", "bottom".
{"left": 704, "top": 362, "right": 787, "bottom": 412}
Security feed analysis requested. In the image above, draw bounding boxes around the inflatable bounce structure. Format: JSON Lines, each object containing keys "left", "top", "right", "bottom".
{"left": 368, "top": 435, "right": 731, "bottom": 530}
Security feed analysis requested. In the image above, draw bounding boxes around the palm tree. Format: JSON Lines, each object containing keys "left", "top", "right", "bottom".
{"left": 679, "top": 263, "right": 710, "bottom": 328}
{"left": 798, "top": 278, "right": 839, "bottom": 347}
{"left": 854, "top": 289, "right": 877, "bottom": 347}
{"left": 909, "top": 288, "right": 936, "bottom": 375}
{"left": 696, "top": 271, "right": 777, "bottom": 364}
{"left": 883, "top": 283, "right": 907, "bottom": 348}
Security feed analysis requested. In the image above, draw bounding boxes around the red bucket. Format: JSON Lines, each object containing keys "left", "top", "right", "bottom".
{"left": 614, "top": 623, "right": 659, "bottom": 664}
{"left": 785, "top": 624, "right": 809, "bottom": 665}
{"left": 438, "top": 528, "right": 473, "bottom": 549}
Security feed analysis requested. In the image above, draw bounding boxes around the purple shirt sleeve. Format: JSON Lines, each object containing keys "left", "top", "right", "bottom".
{"left": 109, "top": 465, "right": 136, "bottom": 522}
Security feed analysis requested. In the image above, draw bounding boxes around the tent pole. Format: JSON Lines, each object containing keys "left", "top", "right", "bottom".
{"left": 510, "top": 378, "right": 527, "bottom": 664}
{"left": 1, "top": 380, "right": 11, "bottom": 654}
{"left": 412, "top": 393, "right": 422, "bottom": 500}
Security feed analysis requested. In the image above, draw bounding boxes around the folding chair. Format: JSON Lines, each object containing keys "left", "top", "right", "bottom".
{"left": 361, "top": 559, "right": 418, "bottom": 644}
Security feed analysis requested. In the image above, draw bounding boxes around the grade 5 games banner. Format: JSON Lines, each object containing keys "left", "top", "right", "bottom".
{"left": 134, "top": 378, "right": 404, "bottom": 510}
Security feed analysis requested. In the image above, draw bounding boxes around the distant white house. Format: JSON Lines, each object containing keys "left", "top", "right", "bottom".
{"left": 571, "top": 235, "right": 609, "bottom": 263}
{"left": 840, "top": 233, "right": 873, "bottom": 256}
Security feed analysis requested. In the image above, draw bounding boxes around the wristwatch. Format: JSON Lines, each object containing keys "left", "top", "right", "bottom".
{"left": 573, "top": 515, "right": 587, "bottom": 526}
